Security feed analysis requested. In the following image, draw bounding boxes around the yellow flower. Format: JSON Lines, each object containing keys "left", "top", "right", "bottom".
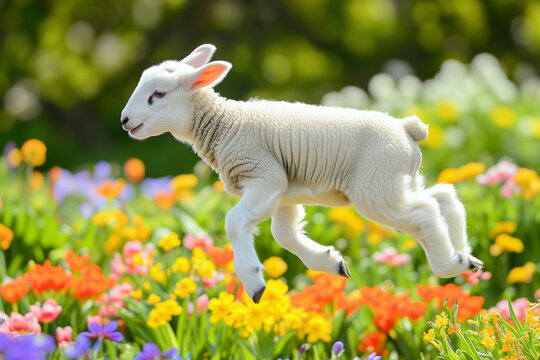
{"left": 131, "top": 288, "right": 143, "bottom": 300}
{"left": 437, "top": 162, "right": 486, "bottom": 184}
{"left": 491, "top": 105, "right": 516, "bottom": 129}
{"left": 174, "top": 277, "right": 197, "bottom": 299}
{"left": 21, "top": 139, "right": 46, "bottom": 167}
{"left": 0, "top": 223, "right": 14, "bottom": 250}
{"left": 528, "top": 117, "right": 540, "bottom": 138}
{"left": 159, "top": 232, "right": 181, "bottom": 252}
{"left": 147, "top": 293, "right": 162, "bottom": 304}
{"left": 488, "top": 221, "right": 517, "bottom": 239}
{"left": 328, "top": 207, "right": 364, "bottom": 236}
{"left": 435, "top": 314, "right": 448, "bottom": 327}
{"left": 144, "top": 281, "right": 151, "bottom": 291}
{"left": 263, "top": 257, "right": 287, "bottom": 278}
{"left": 29, "top": 171, "right": 44, "bottom": 190}
{"left": 303, "top": 314, "right": 332, "bottom": 343}
{"left": 507, "top": 262, "right": 536, "bottom": 284}
{"left": 172, "top": 257, "right": 191, "bottom": 274}
{"left": 104, "top": 233, "right": 123, "bottom": 253}
{"left": 94, "top": 179, "right": 125, "bottom": 199}
{"left": 171, "top": 174, "right": 198, "bottom": 200}
{"left": 423, "top": 328, "right": 435, "bottom": 343}
{"left": 196, "top": 259, "right": 215, "bottom": 279}
{"left": 7, "top": 148, "right": 22, "bottom": 168}
{"left": 513, "top": 167, "right": 540, "bottom": 200}
{"left": 213, "top": 180, "right": 225, "bottom": 192}
{"left": 156, "top": 299, "right": 183, "bottom": 318}
{"left": 225, "top": 302, "right": 246, "bottom": 329}
{"left": 150, "top": 263, "right": 167, "bottom": 284}
{"left": 436, "top": 100, "right": 459, "bottom": 123}
{"left": 494, "top": 234, "right": 524, "bottom": 253}
{"left": 209, "top": 292, "right": 235, "bottom": 324}
{"left": 147, "top": 309, "right": 165, "bottom": 328}
{"left": 243, "top": 302, "right": 267, "bottom": 331}
{"left": 422, "top": 124, "right": 444, "bottom": 149}
{"left": 481, "top": 334, "right": 496, "bottom": 349}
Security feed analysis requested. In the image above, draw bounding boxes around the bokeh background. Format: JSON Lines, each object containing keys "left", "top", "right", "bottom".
{"left": 1, "top": 0, "right": 540, "bottom": 176}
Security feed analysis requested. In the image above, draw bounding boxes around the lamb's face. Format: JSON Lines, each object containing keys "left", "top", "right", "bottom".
{"left": 121, "top": 61, "right": 196, "bottom": 140}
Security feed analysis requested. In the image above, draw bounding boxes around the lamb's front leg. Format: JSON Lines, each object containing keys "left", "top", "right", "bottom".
{"left": 224, "top": 179, "right": 285, "bottom": 303}
{"left": 271, "top": 204, "right": 351, "bottom": 277}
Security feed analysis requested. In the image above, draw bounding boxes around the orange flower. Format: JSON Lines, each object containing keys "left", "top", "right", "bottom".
{"left": 0, "top": 277, "right": 28, "bottom": 303}
{"left": 0, "top": 223, "right": 14, "bottom": 250}
{"left": 21, "top": 139, "right": 46, "bottom": 167}
{"left": 416, "top": 283, "right": 484, "bottom": 321}
{"left": 71, "top": 264, "right": 114, "bottom": 299}
{"left": 207, "top": 245, "right": 234, "bottom": 267}
{"left": 65, "top": 250, "right": 90, "bottom": 272}
{"left": 124, "top": 158, "right": 145, "bottom": 183}
{"left": 374, "top": 312, "right": 397, "bottom": 333}
{"left": 155, "top": 190, "right": 176, "bottom": 209}
{"left": 94, "top": 179, "right": 125, "bottom": 199}
{"left": 25, "top": 260, "right": 71, "bottom": 293}
{"left": 358, "top": 331, "right": 388, "bottom": 355}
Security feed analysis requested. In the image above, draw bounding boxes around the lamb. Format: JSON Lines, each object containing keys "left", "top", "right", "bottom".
{"left": 121, "top": 44, "right": 483, "bottom": 303}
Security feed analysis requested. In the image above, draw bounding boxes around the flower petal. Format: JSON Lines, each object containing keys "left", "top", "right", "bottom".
{"left": 102, "top": 320, "right": 118, "bottom": 334}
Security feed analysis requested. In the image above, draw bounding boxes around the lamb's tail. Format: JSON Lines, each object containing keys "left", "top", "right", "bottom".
{"left": 403, "top": 115, "right": 428, "bottom": 142}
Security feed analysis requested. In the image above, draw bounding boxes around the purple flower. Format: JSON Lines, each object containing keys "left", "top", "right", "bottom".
{"left": 361, "top": 353, "right": 382, "bottom": 360}
{"left": 64, "top": 334, "right": 91, "bottom": 359}
{"left": 80, "top": 321, "right": 123, "bottom": 342}
{"left": 332, "top": 341, "right": 344, "bottom": 358}
{"left": 134, "top": 343, "right": 179, "bottom": 360}
{"left": 0, "top": 333, "right": 55, "bottom": 360}
{"left": 140, "top": 177, "right": 173, "bottom": 198}
{"left": 298, "top": 344, "right": 307, "bottom": 358}
{"left": 94, "top": 161, "right": 112, "bottom": 180}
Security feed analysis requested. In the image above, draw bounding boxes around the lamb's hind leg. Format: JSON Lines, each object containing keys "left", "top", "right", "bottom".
{"left": 225, "top": 178, "right": 286, "bottom": 303}
{"left": 349, "top": 185, "right": 481, "bottom": 278}
{"left": 271, "top": 204, "right": 351, "bottom": 277}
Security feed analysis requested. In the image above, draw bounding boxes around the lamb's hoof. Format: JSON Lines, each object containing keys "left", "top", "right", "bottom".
{"left": 469, "top": 257, "right": 484, "bottom": 273}
{"left": 251, "top": 286, "right": 266, "bottom": 304}
{"left": 338, "top": 260, "right": 351, "bottom": 278}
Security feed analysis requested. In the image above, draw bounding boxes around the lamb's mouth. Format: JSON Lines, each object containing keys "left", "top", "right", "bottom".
{"left": 129, "top": 123, "right": 143, "bottom": 135}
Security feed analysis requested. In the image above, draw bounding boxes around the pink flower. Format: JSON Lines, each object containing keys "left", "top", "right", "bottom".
{"left": 9, "top": 312, "right": 40, "bottom": 334}
{"left": 489, "top": 297, "right": 529, "bottom": 320}
{"left": 535, "top": 288, "right": 540, "bottom": 300}
{"left": 56, "top": 326, "right": 73, "bottom": 344}
{"left": 196, "top": 294, "right": 209, "bottom": 313}
{"left": 110, "top": 253, "right": 126, "bottom": 279}
{"left": 373, "top": 247, "right": 411, "bottom": 266}
{"left": 477, "top": 159, "right": 518, "bottom": 185}
{"left": 87, "top": 315, "right": 103, "bottom": 327}
{"left": 462, "top": 270, "right": 491, "bottom": 285}
{"left": 202, "top": 273, "right": 223, "bottom": 288}
{"left": 183, "top": 234, "right": 214, "bottom": 250}
{"left": 123, "top": 241, "right": 143, "bottom": 256}
{"left": 30, "top": 299, "right": 62, "bottom": 323}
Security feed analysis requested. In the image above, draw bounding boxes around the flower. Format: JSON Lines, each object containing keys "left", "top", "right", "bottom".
{"left": 373, "top": 247, "right": 411, "bottom": 266}
{"left": 148, "top": 294, "right": 162, "bottom": 305}
{"left": 492, "top": 234, "right": 524, "bottom": 254}
{"left": 124, "top": 158, "right": 145, "bottom": 183}
{"left": 134, "top": 343, "right": 179, "bottom": 360}
{"left": 174, "top": 277, "right": 197, "bottom": 299}
{"left": 437, "top": 162, "right": 486, "bottom": 184}
{"left": 0, "top": 277, "right": 28, "bottom": 303}
{"left": 462, "top": 270, "right": 491, "bottom": 285}
{"left": 8, "top": 312, "right": 41, "bottom": 334}
{"left": 332, "top": 341, "right": 344, "bottom": 358}
{"left": 206, "top": 245, "right": 234, "bottom": 267}
{"left": 303, "top": 314, "right": 332, "bottom": 343}
{"left": 263, "top": 256, "right": 288, "bottom": 278}
{"left": 158, "top": 232, "right": 181, "bottom": 252}
{"left": 436, "top": 100, "right": 459, "bottom": 122}
{"left": 30, "top": 299, "right": 62, "bottom": 323}
{"left": 21, "top": 139, "right": 46, "bottom": 167}
{"left": 490, "top": 105, "right": 516, "bottom": 128}
{"left": 0, "top": 333, "right": 55, "bottom": 360}
{"left": 171, "top": 174, "right": 198, "bottom": 199}
{"left": 489, "top": 298, "right": 530, "bottom": 321}
{"left": 507, "top": 262, "right": 536, "bottom": 283}
{"left": 0, "top": 223, "right": 14, "bottom": 250}
{"left": 172, "top": 257, "right": 191, "bottom": 273}
{"left": 64, "top": 334, "right": 91, "bottom": 359}
{"left": 513, "top": 167, "right": 540, "bottom": 200}
{"left": 64, "top": 250, "right": 90, "bottom": 272}
{"left": 183, "top": 234, "right": 213, "bottom": 250}
{"left": 56, "top": 326, "right": 73, "bottom": 345}
{"left": 488, "top": 221, "right": 517, "bottom": 239}
{"left": 80, "top": 321, "right": 123, "bottom": 342}
{"left": 94, "top": 178, "right": 126, "bottom": 199}
{"left": 298, "top": 344, "right": 307, "bottom": 358}
{"left": 209, "top": 292, "right": 235, "bottom": 324}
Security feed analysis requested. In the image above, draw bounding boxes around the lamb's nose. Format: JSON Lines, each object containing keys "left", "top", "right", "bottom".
{"left": 121, "top": 117, "right": 129, "bottom": 125}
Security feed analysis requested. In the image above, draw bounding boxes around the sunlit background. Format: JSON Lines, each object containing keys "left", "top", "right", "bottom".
{"left": 2, "top": 0, "right": 540, "bottom": 176}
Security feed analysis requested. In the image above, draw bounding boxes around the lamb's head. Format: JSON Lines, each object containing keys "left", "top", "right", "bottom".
{"left": 121, "top": 44, "right": 232, "bottom": 140}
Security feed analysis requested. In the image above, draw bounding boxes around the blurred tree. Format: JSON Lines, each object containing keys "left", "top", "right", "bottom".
{"left": 0, "top": 0, "right": 538, "bottom": 175}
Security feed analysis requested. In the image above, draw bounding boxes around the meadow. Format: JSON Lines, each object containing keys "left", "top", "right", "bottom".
{"left": 0, "top": 55, "right": 539, "bottom": 360}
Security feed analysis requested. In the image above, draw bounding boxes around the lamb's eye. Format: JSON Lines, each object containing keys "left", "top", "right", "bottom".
{"left": 148, "top": 90, "right": 166, "bottom": 105}
{"left": 154, "top": 90, "right": 166, "bottom": 98}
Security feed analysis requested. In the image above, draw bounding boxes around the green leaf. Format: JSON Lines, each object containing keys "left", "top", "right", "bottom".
{"left": 173, "top": 207, "right": 207, "bottom": 236}
{"left": 506, "top": 298, "right": 524, "bottom": 334}
{"left": 273, "top": 331, "right": 297, "bottom": 359}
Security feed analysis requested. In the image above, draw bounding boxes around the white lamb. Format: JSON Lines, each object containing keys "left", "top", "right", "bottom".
{"left": 121, "top": 44, "right": 483, "bottom": 303}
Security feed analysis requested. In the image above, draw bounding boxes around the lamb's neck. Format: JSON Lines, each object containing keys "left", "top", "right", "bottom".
{"left": 189, "top": 89, "right": 233, "bottom": 170}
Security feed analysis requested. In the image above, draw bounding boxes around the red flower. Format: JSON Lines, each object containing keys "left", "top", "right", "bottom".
{"left": 206, "top": 245, "right": 233, "bottom": 267}
{"left": 25, "top": 261, "right": 70, "bottom": 293}
{"left": 358, "top": 331, "right": 389, "bottom": 355}
{"left": 65, "top": 250, "right": 90, "bottom": 272}
{"left": 0, "top": 277, "right": 28, "bottom": 303}
{"left": 71, "top": 265, "right": 114, "bottom": 299}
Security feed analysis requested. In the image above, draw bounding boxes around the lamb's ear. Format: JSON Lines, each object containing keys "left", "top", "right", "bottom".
{"left": 180, "top": 44, "right": 217, "bottom": 68}
{"left": 182, "top": 61, "right": 232, "bottom": 90}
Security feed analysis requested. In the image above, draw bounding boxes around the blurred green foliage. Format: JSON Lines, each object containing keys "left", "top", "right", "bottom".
{"left": 2, "top": 0, "right": 540, "bottom": 175}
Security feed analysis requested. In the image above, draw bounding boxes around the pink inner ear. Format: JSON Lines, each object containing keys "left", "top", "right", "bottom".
{"left": 191, "top": 65, "right": 226, "bottom": 89}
